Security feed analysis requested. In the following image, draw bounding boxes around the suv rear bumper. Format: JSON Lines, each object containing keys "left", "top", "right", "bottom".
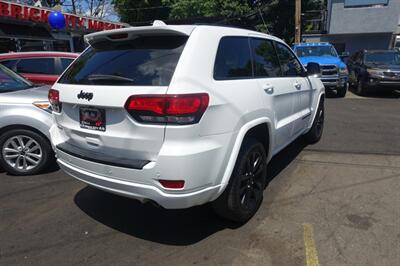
{"left": 50, "top": 125, "right": 233, "bottom": 209}
{"left": 57, "top": 156, "right": 221, "bottom": 209}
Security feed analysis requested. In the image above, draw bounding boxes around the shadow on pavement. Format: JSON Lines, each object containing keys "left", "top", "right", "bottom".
{"left": 74, "top": 137, "right": 308, "bottom": 245}
{"left": 349, "top": 88, "right": 400, "bottom": 99}
{"left": 0, "top": 161, "right": 59, "bottom": 176}
{"left": 266, "top": 137, "right": 308, "bottom": 184}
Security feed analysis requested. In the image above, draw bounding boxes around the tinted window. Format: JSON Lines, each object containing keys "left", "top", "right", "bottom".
{"left": 295, "top": 46, "right": 337, "bottom": 57}
{"left": 251, "top": 38, "right": 281, "bottom": 78}
{"left": 364, "top": 51, "right": 400, "bottom": 65}
{"left": 60, "top": 58, "right": 74, "bottom": 72}
{"left": 275, "top": 42, "right": 304, "bottom": 77}
{"left": 59, "top": 35, "right": 188, "bottom": 86}
{"left": 16, "top": 58, "right": 55, "bottom": 75}
{"left": 214, "top": 37, "right": 252, "bottom": 80}
{"left": 0, "top": 64, "right": 32, "bottom": 93}
{"left": 0, "top": 60, "right": 18, "bottom": 70}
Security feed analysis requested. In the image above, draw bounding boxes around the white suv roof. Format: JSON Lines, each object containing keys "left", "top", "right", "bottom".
{"left": 85, "top": 22, "right": 283, "bottom": 46}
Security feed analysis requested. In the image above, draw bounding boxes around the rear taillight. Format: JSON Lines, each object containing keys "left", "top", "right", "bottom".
{"left": 48, "top": 89, "right": 61, "bottom": 113}
{"left": 125, "top": 93, "right": 209, "bottom": 125}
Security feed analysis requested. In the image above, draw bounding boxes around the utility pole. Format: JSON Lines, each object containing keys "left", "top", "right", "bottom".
{"left": 295, "top": 0, "right": 301, "bottom": 43}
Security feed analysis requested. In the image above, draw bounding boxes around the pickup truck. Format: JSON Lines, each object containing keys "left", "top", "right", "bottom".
{"left": 293, "top": 43, "right": 348, "bottom": 97}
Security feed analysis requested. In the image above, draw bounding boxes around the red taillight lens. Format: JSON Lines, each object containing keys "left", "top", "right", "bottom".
{"left": 48, "top": 89, "right": 61, "bottom": 112}
{"left": 159, "top": 180, "right": 185, "bottom": 189}
{"left": 125, "top": 93, "right": 209, "bottom": 125}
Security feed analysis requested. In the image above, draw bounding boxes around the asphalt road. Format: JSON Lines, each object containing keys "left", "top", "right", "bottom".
{"left": 1, "top": 90, "right": 399, "bottom": 266}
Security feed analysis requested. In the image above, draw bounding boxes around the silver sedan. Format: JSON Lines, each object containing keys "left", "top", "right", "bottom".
{"left": 0, "top": 64, "right": 54, "bottom": 175}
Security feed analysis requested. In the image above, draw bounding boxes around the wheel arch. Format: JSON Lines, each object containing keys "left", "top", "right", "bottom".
{"left": 215, "top": 118, "right": 273, "bottom": 197}
{"left": 308, "top": 92, "right": 325, "bottom": 129}
{"left": 0, "top": 124, "right": 51, "bottom": 145}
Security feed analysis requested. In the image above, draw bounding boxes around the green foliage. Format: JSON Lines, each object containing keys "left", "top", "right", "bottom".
{"left": 113, "top": 0, "right": 324, "bottom": 43}
{"left": 162, "top": 0, "right": 252, "bottom": 20}
{"left": 112, "top": 0, "right": 170, "bottom": 24}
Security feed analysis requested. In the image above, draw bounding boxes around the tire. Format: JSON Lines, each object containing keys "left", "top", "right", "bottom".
{"left": 212, "top": 138, "right": 267, "bottom": 223}
{"left": 0, "top": 129, "right": 54, "bottom": 176}
{"left": 336, "top": 84, "right": 347, "bottom": 98}
{"left": 306, "top": 98, "right": 324, "bottom": 144}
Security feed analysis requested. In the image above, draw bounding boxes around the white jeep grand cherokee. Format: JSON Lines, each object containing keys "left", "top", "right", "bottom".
{"left": 49, "top": 23, "right": 325, "bottom": 222}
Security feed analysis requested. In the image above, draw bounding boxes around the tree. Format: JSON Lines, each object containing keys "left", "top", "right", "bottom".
{"left": 162, "top": 0, "right": 252, "bottom": 20}
{"left": 263, "top": 0, "right": 323, "bottom": 43}
{"left": 63, "top": 0, "right": 116, "bottom": 20}
{"left": 12, "top": 0, "right": 117, "bottom": 20}
{"left": 112, "top": 0, "right": 170, "bottom": 25}
{"left": 112, "top": 0, "right": 324, "bottom": 43}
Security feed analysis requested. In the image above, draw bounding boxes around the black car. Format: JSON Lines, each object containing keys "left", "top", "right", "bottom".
{"left": 347, "top": 50, "right": 400, "bottom": 95}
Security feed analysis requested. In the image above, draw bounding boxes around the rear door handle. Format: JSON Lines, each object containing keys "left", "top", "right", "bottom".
{"left": 294, "top": 82, "right": 302, "bottom": 90}
{"left": 263, "top": 84, "right": 274, "bottom": 94}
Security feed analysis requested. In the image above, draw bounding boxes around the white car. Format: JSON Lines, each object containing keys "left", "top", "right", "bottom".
{"left": 49, "top": 22, "right": 325, "bottom": 222}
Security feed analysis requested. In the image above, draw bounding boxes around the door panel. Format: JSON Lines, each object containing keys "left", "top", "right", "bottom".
{"left": 257, "top": 78, "right": 295, "bottom": 150}
{"left": 274, "top": 42, "right": 310, "bottom": 137}
{"left": 293, "top": 77, "right": 313, "bottom": 135}
{"left": 249, "top": 37, "right": 295, "bottom": 151}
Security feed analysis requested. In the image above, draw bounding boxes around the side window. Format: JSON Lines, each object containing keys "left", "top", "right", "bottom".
{"left": 0, "top": 60, "right": 18, "bottom": 71}
{"left": 60, "top": 58, "right": 74, "bottom": 73}
{"left": 251, "top": 38, "right": 281, "bottom": 78}
{"left": 275, "top": 42, "right": 304, "bottom": 77}
{"left": 16, "top": 58, "right": 55, "bottom": 75}
{"left": 214, "top": 37, "right": 253, "bottom": 80}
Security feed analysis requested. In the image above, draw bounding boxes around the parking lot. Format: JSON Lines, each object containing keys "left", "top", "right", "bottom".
{"left": 1, "top": 90, "right": 399, "bottom": 266}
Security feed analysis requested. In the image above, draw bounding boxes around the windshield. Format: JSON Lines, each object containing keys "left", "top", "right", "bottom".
{"left": 0, "top": 64, "right": 33, "bottom": 93}
{"left": 364, "top": 52, "right": 400, "bottom": 65}
{"left": 59, "top": 35, "right": 188, "bottom": 86}
{"left": 295, "top": 46, "right": 338, "bottom": 57}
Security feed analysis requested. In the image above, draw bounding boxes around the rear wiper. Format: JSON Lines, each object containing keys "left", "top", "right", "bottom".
{"left": 87, "top": 74, "right": 134, "bottom": 83}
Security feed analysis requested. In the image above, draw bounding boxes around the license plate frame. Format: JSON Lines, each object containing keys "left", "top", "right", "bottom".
{"left": 79, "top": 107, "right": 106, "bottom": 131}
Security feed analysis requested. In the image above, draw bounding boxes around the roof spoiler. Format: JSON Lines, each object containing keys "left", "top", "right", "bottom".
{"left": 85, "top": 20, "right": 193, "bottom": 46}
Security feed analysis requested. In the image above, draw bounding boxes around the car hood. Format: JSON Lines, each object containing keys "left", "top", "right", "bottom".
{"left": 365, "top": 63, "right": 400, "bottom": 71}
{"left": 0, "top": 85, "right": 50, "bottom": 104}
{"left": 299, "top": 56, "right": 344, "bottom": 67}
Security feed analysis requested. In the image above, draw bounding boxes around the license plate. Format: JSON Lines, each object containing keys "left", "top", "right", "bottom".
{"left": 79, "top": 107, "right": 106, "bottom": 131}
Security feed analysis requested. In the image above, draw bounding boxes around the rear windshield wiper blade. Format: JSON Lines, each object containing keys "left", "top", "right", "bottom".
{"left": 86, "top": 74, "right": 135, "bottom": 83}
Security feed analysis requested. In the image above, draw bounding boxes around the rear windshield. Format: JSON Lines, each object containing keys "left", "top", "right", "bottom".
{"left": 58, "top": 35, "right": 188, "bottom": 86}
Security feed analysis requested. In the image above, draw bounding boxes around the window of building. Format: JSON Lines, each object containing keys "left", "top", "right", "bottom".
{"left": 344, "top": 0, "right": 388, "bottom": 8}
{"left": 250, "top": 38, "right": 281, "bottom": 78}
{"left": 214, "top": 37, "right": 253, "bottom": 80}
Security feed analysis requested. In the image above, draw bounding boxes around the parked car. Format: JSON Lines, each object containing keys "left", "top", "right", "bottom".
{"left": 0, "top": 64, "right": 54, "bottom": 175}
{"left": 347, "top": 50, "right": 400, "bottom": 95}
{"left": 49, "top": 23, "right": 325, "bottom": 222}
{"left": 293, "top": 43, "right": 348, "bottom": 97}
{"left": 0, "top": 51, "right": 78, "bottom": 85}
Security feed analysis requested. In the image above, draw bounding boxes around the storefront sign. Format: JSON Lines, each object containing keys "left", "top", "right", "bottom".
{"left": 0, "top": 1, "right": 124, "bottom": 31}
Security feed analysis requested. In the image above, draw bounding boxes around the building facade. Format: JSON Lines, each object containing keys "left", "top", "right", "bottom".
{"left": 303, "top": 0, "right": 400, "bottom": 54}
{"left": 0, "top": 0, "right": 126, "bottom": 53}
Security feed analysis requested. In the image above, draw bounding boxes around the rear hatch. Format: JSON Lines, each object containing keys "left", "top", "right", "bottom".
{"left": 51, "top": 29, "right": 190, "bottom": 166}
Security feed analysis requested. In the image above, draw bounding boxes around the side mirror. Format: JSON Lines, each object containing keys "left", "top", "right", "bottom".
{"left": 306, "top": 62, "right": 321, "bottom": 77}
